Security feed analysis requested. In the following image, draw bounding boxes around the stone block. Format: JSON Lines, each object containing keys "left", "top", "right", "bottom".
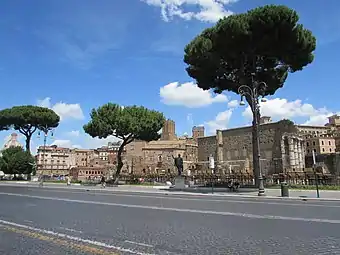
{"left": 175, "top": 176, "right": 185, "bottom": 189}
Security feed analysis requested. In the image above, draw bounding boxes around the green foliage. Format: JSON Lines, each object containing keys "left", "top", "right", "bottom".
{"left": 0, "top": 146, "right": 35, "bottom": 175}
{"left": 0, "top": 105, "right": 60, "bottom": 152}
{"left": 84, "top": 103, "right": 165, "bottom": 142}
{"left": 83, "top": 103, "right": 165, "bottom": 182}
{"left": 279, "top": 119, "right": 295, "bottom": 126}
{"left": 278, "top": 119, "right": 297, "bottom": 132}
{"left": 184, "top": 5, "right": 316, "bottom": 97}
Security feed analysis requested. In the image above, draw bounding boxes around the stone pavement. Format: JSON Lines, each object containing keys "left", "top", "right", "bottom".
{"left": 1, "top": 181, "right": 340, "bottom": 201}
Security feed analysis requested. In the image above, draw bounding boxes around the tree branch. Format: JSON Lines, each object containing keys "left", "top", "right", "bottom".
{"left": 28, "top": 126, "right": 37, "bottom": 136}
{"left": 18, "top": 128, "right": 28, "bottom": 136}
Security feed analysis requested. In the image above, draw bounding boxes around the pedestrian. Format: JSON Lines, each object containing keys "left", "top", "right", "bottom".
{"left": 101, "top": 175, "right": 106, "bottom": 188}
{"left": 66, "top": 176, "right": 71, "bottom": 186}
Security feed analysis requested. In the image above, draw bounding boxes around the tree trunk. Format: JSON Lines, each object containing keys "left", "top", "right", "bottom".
{"left": 114, "top": 154, "right": 123, "bottom": 185}
{"left": 25, "top": 134, "right": 31, "bottom": 153}
{"left": 113, "top": 138, "right": 131, "bottom": 185}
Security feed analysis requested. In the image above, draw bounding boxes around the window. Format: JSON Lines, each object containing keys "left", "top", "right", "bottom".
{"left": 306, "top": 142, "right": 309, "bottom": 147}
{"left": 307, "top": 149, "right": 310, "bottom": 153}
{"left": 322, "top": 141, "right": 324, "bottom": 145}
{"left": 314, "top": 149, "right": 317, "bottom": 153}
{"left": 322, "top": 148, "right": 325, "bottom": 152}
{"left": 329, "top": 141, "right": 332, "bottom": 145}
{"left": 313, "top": 141, "right": 316, "bottom": 146}
{"left": 330, "top": 148, "right": 332, "bottom": 152}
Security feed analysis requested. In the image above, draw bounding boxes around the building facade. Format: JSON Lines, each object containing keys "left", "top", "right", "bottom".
{"left": 197, "top": 118, "right": 305, "bottom": 175}
{"left": 36, "top": 145, "right": 74, "bottom": 176}
{"left": 305, "top": 135, "right": 336, "bottom": 155}
{"left": 74, "top": 149, "right": 94, "bottom": 167}
{"left": 125, "top": 120, "right": 200, "bottom": 175}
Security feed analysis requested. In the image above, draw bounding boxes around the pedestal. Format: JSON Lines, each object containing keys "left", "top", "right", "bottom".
{"left": 175, "top": 176, "right": 185, "bottom": 189}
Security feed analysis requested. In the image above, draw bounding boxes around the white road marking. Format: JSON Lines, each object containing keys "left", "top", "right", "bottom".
{"left": 125, "top": 240, "right": 154, "bottom": 248}
{"left": 3, "top": 182, "right": 340, "bottom": 203}
{"left": 58, "top": 227, "right": 83, "bottom": 234}
{"left": 28, "top": 188, "right": 340, "bottom": 208}
{"left": 0, "top": 219, "right": 155, "bottom": 255}
{"left": 1, "top": 192, "right": 340, "bottom": 224}
{"left": 23, "top": 220, "right": 33, "bottom": 223}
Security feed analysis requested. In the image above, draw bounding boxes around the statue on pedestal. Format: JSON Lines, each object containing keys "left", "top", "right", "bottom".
{"left": 173, "top": 154, "right": 183, "bottom": 176}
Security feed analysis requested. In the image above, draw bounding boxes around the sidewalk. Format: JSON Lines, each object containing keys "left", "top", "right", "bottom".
{"left": 1, "top": 181, "right": 340, "bottom": 201}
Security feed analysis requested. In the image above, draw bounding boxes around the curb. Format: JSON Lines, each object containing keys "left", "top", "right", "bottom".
{"left": 1, "top": 182, "right": 340, "bottom": 201}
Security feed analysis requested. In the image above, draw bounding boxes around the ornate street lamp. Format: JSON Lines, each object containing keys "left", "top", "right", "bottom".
{"left": 238, "top": 80, "right": 267, "bottom": 196}
{"left": 37, "top": 125, "right": 54, "bottom": 187}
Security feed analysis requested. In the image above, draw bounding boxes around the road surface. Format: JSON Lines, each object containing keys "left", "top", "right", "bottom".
{"left": 0, "top": 185, "right": 340, "bottom": 254}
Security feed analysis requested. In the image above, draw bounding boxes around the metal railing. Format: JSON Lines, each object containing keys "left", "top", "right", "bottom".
{"left": 115, "top": 173, "right": 340, "bottom": 187}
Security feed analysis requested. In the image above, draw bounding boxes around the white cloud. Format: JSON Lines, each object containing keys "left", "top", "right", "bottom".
{"left": 51, "top": 139, "right": 73, "bottom": 148}
{"left": 241, "top": 97, "right": 336, "bottom": 126}
{"left": 303, "top": 114, "right": 335, "bottom": 126}
{"left": 227, "top": 99, "right": 239, "bottom": 108}
{"left": 205, "top": 109, "right": 233, "bottom": 134}
{"left": 55, "top": 133, "right": 121, "bottom": 149}
{"left": 37, "top": 97, "right": 84, "bottom": 121}
{"left": 160, "top": 81, "right": 228, "bottom": 108}
{"left": 72, "top": 144, "right": 82, "bottom": 149}
{"left": 142, "top": 0, "right": 236, "bottom": 23}
{"left": 83, "top": 135, "right": 121, "bottom": 149}
{"left": 66, "top": 130, "right": 80, "bottom": 137}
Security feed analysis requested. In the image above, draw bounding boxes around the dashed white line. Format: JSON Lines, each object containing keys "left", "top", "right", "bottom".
{"left": 125, "top": 240, "right": 154, "bottom": 248}
{"left": 0, "top": 219, "right": 155, "bottom": 255}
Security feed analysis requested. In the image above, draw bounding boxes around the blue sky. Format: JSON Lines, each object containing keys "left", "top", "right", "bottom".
{"left": 0, "top": 0, "right": 339, "bottom": 152}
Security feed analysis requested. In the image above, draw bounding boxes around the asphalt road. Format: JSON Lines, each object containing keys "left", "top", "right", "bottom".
{"left": 1, "top": 186, "right": 340, "bottom": 255}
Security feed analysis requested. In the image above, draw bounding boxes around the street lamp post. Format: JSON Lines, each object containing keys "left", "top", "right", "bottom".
{"left": 37, "top": 125, "right": 54, "bottom": 187}
{"left": 238, "top": 80, "right": 267, "bottom": 196}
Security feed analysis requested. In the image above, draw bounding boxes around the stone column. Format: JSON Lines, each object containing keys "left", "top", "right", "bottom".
{"left": 297, "top": 140, "right": 303, "bottom": 170}
{"left": 288, "top": 137, "right": 295, "bottom": 169}
{"left": 281, "top": 136, "right": 286, "bottom": 155}
{"left": 294, "top": 139, "right": 299, "bottom": 170}
{"left": 300, "top": 140, "right": 305, "bottom": 169}
{"left": 216, "top": 130, "right": 223, "bottom": 163}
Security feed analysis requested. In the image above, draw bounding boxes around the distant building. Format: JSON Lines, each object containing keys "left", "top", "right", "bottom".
{"left": 305, "top": 134, "right": 336, "bottom": 155}
{"left": 74, "top": 149, "right": 94, "bottom": 167}
{"left": 125, "top": 119, "right": 198, "bottom": 175}
{"left": 192, "top": 126, "right": 205, "bottom": 139}
{"left": 36, "top": 145, "right": 74, "bottom": 176}
{"left": 107, "top": 141, "right": 126, "bottom": 164}
{"left": 160, "top": 119, "right": 176, "bottom": 141}
{"left": 3, "top": 133, "right": 23, "bottom": 150}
